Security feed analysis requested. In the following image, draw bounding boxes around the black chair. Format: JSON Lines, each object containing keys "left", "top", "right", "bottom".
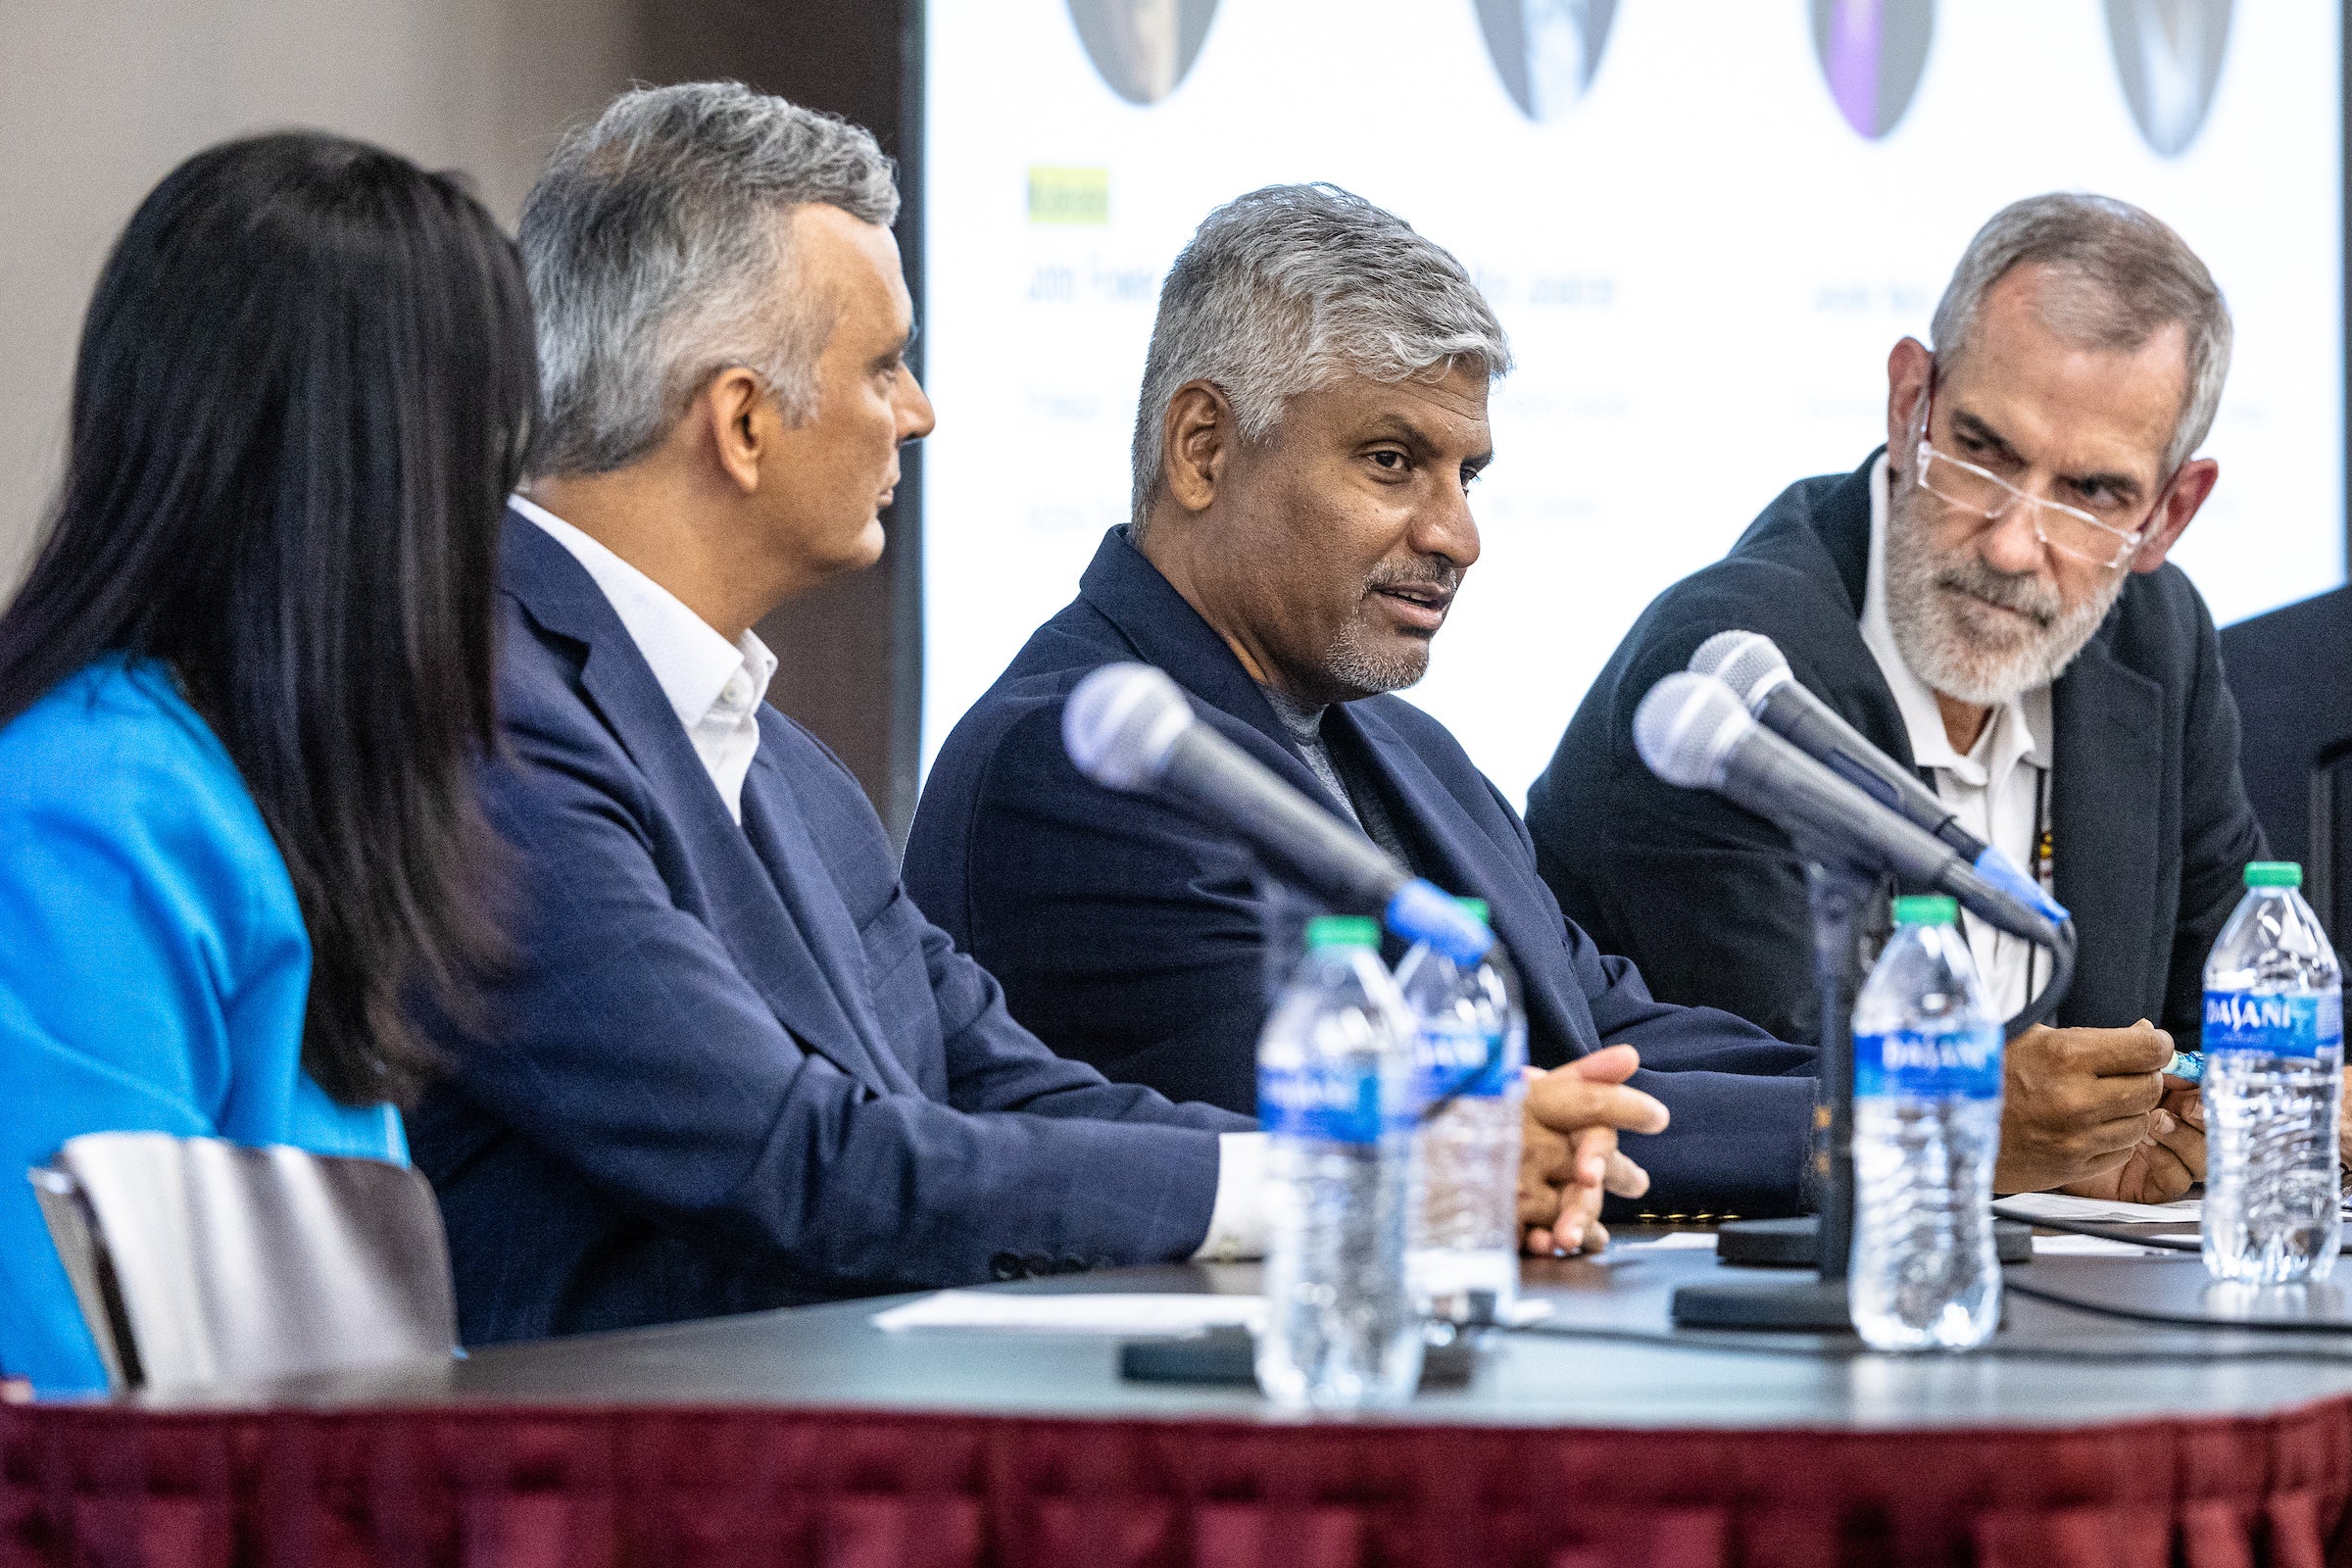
{"left": 2310, "top": 739, "right": 2352, "bottom": 969}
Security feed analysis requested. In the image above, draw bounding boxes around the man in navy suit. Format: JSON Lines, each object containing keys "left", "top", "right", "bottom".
{"left": 907, "top": 185, "right": 1814, "bottom": 1221}
{"left": 413, "top": 87, "right": 1662, "bottom": 1345}
{"left": 1528, "top": 195, "right": 2249, "bottom": 1201}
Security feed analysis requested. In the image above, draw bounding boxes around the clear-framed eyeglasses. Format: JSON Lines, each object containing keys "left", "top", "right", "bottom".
{"left": 1910, "top": 377, "right": 2168, "bottom": 570}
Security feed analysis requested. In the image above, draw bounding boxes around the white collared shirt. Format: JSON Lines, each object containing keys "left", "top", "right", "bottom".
{"left": 1857, "top": 456, "right": 2054, "bottom": 1020}
{"left": 517, "top": 495, "right": 1269, "bottom": 1258}
{"left": 514, "top": 495, "right": 778, "bottom": 824}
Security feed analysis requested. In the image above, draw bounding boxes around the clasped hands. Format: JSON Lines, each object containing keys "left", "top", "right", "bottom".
{"left": 1516, "top": 1044, "right": 1668, "bottom": 1255}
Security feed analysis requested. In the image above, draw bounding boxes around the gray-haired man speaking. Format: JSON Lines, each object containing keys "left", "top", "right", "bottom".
{"left": 1529, "top": 193, "right": 2265, "bottom": 1204}
{"left": 415, "top": 91, "right": 1657, "bottom": 1345}
{"left": 908, "top": 184, "right": 1818, "bottom": 1228}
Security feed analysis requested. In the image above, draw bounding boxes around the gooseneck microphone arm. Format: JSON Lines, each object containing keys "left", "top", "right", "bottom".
{"left": 1690, "top": 629, "right": 2070, "bottom": 931}
{"left": 1061, "top": 662, "right": 1493, "bottom": 966}
{"left": 1637, "top": 670, "right": 2074, "bottom": 1041}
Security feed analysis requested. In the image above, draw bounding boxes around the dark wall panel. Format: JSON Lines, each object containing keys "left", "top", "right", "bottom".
{"left": 638, "top": 0, "right": 924, "bottom": 840}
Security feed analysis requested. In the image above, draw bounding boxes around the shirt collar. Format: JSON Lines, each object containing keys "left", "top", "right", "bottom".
{"left": 1858, "top": 455, "right": 2051, "bottom": 786}
{"left": 512, "top": 494, "right": 776, "bottom": 734}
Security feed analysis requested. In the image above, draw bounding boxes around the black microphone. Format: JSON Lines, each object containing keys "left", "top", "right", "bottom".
{"left": 1635, "top": 671, "right": 2063, "bottom": 950}
{"left": 1689, "top": 629, "right": 2067, "bottom": 925}
{"left": 1062, "top": 662, "right": 1491, "bottom": 963}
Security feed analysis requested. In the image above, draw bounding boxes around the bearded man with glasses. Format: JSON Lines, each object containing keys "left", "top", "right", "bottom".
{"left": 1530, "top": 193, "right": 2265, "bottom": 1203}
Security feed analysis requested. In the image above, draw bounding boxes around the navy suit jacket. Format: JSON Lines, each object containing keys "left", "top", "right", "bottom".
{"left": 906, "top": 528, "right": 1818, "bottom": 1218}
{"left": 411, "top": 514, "right": 1243, "bottom": 1347}
{"left": 1528, "top": 452, "right": 2265, "bottom": 1051}
{"left": 2220, "top": 585, "right": 2352, "bottom": 875}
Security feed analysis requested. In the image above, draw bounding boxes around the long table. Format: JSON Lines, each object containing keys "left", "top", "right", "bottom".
{"left": 10, "top": 1238, "right": 2352, "bottom": 1566}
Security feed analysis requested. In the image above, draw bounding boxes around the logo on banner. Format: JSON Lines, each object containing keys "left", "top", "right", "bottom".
{"left": 1064, "top": 0, "right": 1221, "bottom": 106}
{"left": 1810, "top": 0, "right": 1936, "bottom": 141}
{"left": 1474, "top": 0, "right": 1619, "bottom": 122}
{"left": 2106, "top": 0, "right": 2233, "bottom": 158}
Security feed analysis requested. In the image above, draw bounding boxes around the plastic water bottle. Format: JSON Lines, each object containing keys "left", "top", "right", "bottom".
{"left": 1254, "top": 914, "right": 1424, "bottom": 1410}
{"left": 2201, "top": 861, "right": 2343, "bottom": 1285}
{"left": 1848, "top": 894, "right": 2004, "bottom": 1351}
{"left": 1396, "top": 898, "right": 1525, "bottom": 1324}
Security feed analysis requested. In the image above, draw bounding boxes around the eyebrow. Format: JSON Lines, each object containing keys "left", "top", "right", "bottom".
{"left": 1363, "top": 415, "right": 1493, "bottom": 471}
{"left": 1951, "top": 407, "right": 2145, "bottom": 503}
{"left": 871, "top": 320, "right": 918, "bottom": 371}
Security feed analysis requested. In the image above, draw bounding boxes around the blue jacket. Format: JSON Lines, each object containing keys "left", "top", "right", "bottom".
{"left": 411, "top": 514, "right": 1243, "bottom": 1348}
{"left": 0, "top": 659, "right": 403, "bottom": 1395}
{"left": 906, "top": 528, "right": 1818, "bottom": 1217}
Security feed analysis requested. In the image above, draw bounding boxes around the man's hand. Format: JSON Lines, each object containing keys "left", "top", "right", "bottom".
{"left": 1518, "top": 1045, "right": 1668, "bottom": 1255}
{"left": 1995, "top": 1020, "right": 2171, "bottom": 1195}
{"left": 2057, "top": 1075, "right": 2204, "bottom": 1203}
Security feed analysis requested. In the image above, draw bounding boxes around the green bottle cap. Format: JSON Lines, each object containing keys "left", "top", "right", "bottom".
{"left": 1892, "top": 894, "right": 1959, "bottom": 926}
{"left": 1454, "top": 898, "right": 1491, "bottom": 924}
{"left": 2244, "top": 861, "right": 2303, "bottom": 889}
{"left": 1305, "top": 914, "right": 1381, "bottom": 951}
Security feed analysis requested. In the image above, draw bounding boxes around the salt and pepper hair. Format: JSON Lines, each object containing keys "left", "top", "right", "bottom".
{"left": 1930, "top": 193, "right": 2232, "bottom": 474}
{"left": 520, "top": 81, "right": 900, "bottom": 478}
{"left": 1129, "top": 183, "right": 1512, "bottom": 532}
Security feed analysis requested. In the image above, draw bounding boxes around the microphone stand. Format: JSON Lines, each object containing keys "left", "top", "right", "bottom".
{"left": 1669, "top": 845, "right": 2071, "bottom": 1331}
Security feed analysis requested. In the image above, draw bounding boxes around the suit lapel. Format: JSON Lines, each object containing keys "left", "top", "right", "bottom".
{"left": 503, "top": 514, "right": 902, "bottom": 1095}
{"left": 1332, "top": 701, "right": 1593, "bottom": 1049}
{"left": 2049, "top": 635, "right": 2166, "bottom": 1026}
{"left": 739, "top": 741, "right": 921, "bottom": 1095}
{"left": 1079, "top": 528, "right": 1363, "bottom": 811}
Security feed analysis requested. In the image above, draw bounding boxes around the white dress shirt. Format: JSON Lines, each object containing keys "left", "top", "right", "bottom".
{"left": 1857, "top": 456, "right": 2055, "bottom": 1021}
{"left": 514, "top": 496, "right": 777, "bottom": 824}
{"left": 516, "top": 496, "right": 1269, "bottom": 1259}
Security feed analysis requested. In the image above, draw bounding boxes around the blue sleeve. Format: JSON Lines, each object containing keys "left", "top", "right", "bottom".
{"left": 0, "top": 725, "right": 263, "bottom": 1393}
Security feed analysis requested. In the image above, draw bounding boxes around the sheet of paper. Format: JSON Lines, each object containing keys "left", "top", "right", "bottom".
{"left": 871, "top": 1290, "right": 1555, "bottom": 1334}
{"left": 1614, "top": 1232, "right": 1720, "bottom": 1251}
{"left": 2031, "top": 1233, "right": 2186, "bottom": 1257}
{"left": 872, "top": 1292, "right": 1266, "bottom": 1335}
{"left": 1994, "top": 1192, "right": 2202, "bottom": 1225}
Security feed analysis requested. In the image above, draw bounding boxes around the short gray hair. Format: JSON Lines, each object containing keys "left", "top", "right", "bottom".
{"left": 1130, "top": 183, "right": 1511, "bottom": 531}
{"left": 1931, "top": 193, "right": 2231, "bottom": 474}
{"left": 520, "top": 81, "right": 899, "bottom": 478}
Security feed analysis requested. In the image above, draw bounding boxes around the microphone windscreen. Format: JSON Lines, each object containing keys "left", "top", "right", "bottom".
{"left": 1634, "top": 671, "right": 1753, "bottom": 792}
{"left": 1063, "top": 662, "right": 1194, "bottom": 792}
{"left": 1688, "top": 629, "right": 1789, "bottom": 712}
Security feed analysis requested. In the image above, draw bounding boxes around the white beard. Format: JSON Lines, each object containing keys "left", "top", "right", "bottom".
{"left": 1884, "top": 482, "right": 2125, "bottom": 708}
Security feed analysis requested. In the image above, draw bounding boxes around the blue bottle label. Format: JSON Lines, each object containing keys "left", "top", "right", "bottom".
{"left": 1259, "top": 1060, "right": 1388, "bottom": 1143}
{"left": 1411, "top": 1023, "right": 1510, "bottom": 1102}
{"left": 1853, "top": 1025, "right": 2003, "bottom": 1100}
{"left": 2201, "top": 991, "right": 2343, "bottom": 1057}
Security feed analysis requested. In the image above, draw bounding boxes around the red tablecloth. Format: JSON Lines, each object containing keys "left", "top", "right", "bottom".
{"left": 7, "top": 1397, "right": 2352, "bottom": 1567}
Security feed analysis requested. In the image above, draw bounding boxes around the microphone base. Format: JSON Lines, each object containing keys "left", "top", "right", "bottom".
{"left": 1714, "top": 1215, "right": 2033, "bottom": 1268}
{"left": 1669, "top": 1276, "right": 1853, "bottom": 1331}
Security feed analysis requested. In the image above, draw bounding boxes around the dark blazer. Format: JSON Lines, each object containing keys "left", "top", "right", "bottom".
{"left": 412, "top": 513, "right": 1243, "bottom": 1348}
{"left": 906, "top": 528, "right": 1818, "bottom": 1218}
{"left": 2219, "top": 585, "right": 2352, "bottom": 874}
{"left": 1527, "top": 452, "right": 2265, "bottom": 1050}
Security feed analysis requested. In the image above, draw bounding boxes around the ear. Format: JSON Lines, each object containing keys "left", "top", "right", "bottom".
{"left": 1160, "top": 380, "right": 1233, "bottom": 514}
{"left": 2129, "top": 457, "right": 2219, "bottom": 574}
{"left": 1885, "top": 337, "right": 1933, "bottom": 474}
{"left": 699, "top": 367, "right": 769, "bottom": 496}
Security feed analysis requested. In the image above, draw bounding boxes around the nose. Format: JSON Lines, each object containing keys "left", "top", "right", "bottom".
{"left": 1413, "top": 475, "right": 1482, "bottom": 572}
{"left": 898, "top": 370, "right": 936, "bottom": 444}
{"left": 1977, "top": 492, "right": 2047, "bottom": 577}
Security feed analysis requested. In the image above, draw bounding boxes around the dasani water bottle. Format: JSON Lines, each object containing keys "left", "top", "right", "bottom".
{"left": 1395, "top": 898, "right": 1525, "bottom": 1324}
{"left": 2201, "top": 861, "right": 2343, "bottom": 1284}
{"left": 1849, "top": 894, "right": 2004, "bottom": 1351}
{"left": 1254, "top": 914, "right": 1424, "bottom": 1409}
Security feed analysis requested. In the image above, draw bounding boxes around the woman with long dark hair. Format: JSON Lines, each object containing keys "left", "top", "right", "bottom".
{"left": 0, "top": 132, "right": 536, "bottom": 1393}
